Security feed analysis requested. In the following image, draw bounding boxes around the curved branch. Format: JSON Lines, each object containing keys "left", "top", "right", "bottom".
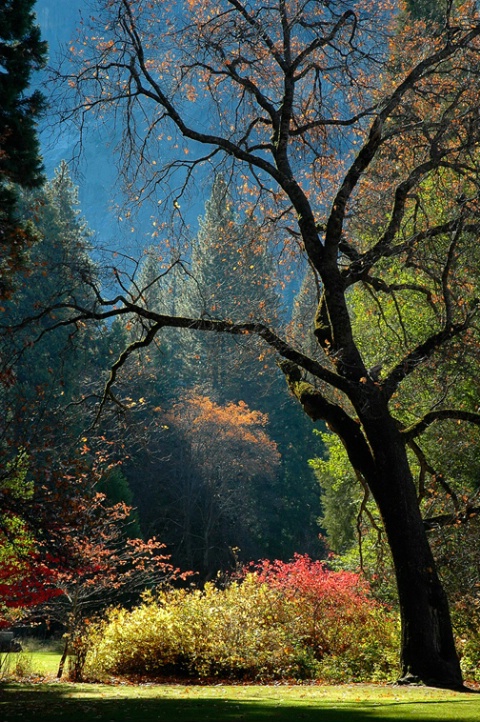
{"left": 403, "top": 409, "right": 480, "bottom": 442}
{"left": 346, "top": 221, "right": 480, "bottom": 286}
{"left": 226, "top": 0, "right": 285, "bottom": 70}
{"left": 292, "top": 10, "right": 357, "bottom": 73}
{"left": 9, "top": 291, "right": 354, "bottom": 397}
{"left": 424, "top": 507, "right": 480, "bottom": 532}
{"left": 278, "top": 360, "right": 375, "bottom": 481}
{"left": 324, "top": 115, "right": 383, "bottom": 258}
{"left": 290, "top": 105, "right": 376, "bottom": 136}
{"left": 407, "top": 438, "right": 459, "bottom": 509}
{"left": 384, "top": 309, "right": 477, "bottom": 398}
{"left": 92, "top": 320, "right": 164, "bottom": 427}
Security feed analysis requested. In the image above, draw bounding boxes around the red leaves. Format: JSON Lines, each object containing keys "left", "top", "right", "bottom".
{"left": 0, "top": 555, "right": 63, "bottom": 628}
{"left": 247, "top": 553, "right": 375, "bottom": 617}
{"left": 0, "top": 457, "right": 190, "bottom": 630}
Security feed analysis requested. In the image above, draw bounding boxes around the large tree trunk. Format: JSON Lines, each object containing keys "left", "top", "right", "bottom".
{"left": 363, "top": 415, "right": 463, "bottom": 688}
{"left": 281, "top": 361, "right": 464, "bottom": 687}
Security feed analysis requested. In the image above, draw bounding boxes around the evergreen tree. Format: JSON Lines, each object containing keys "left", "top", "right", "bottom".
{"left": 1, "top": 163, "right": 99, "bottom": 451}
{"left": 0, "top": 0, "right": 47, "bottom": 296}
{"left": 189, "top": 175, "right": 281, "bottom": 406}
{"left": 404, "top": 0, "right": 446, "bottom": 22}
{"left": 127, "top": 247, "right": 195, "bottom": 400}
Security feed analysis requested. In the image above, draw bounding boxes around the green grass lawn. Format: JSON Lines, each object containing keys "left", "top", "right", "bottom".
{"left": 1, "top": 649, "right": 479, "bottom": 721}
{"left": 0, "top": 682, "right": 479, "bottom": 721}
{"left": 1, "top": 648, "right": 62, "bottom": 679}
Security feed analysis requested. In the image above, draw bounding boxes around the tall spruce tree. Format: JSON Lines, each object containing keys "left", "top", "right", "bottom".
{"left": 1, "top": 163, "right": 98, "bottom": 443}
{"left": 0, "top": 0, "right": 47, "bottom": 296}
{"left": 189, "top": 176, "right": 281, "bottom": 406}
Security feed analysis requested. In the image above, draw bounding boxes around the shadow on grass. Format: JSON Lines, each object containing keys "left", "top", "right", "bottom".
{"left": 0, "top": 685, "right": 479, "bottom": 722}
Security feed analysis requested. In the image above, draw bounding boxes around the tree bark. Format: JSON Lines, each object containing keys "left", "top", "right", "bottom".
{"left": 282, "top": 366, "right": 464, "bottom": 687}
{"left": 360, "top": 413, "right": 463, "bottom": 688}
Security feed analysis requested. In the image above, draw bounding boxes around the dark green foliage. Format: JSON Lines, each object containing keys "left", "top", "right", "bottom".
{"left": 3, "top": 162, "right": 97, "bottom": 405}
{"left": 405, "top": 0, "right": 446, "bottom": 22}
{"left": 97, "top": 467, "right": 142, "bottom": 539}
{"left": 0, "top": 0, "right": 47, "bottom": 296}
{"left": 0, "top": 0, "right": 46, "bottom": 188}
{"left": 0, "top": 162, "right": 105, "bottom": 521}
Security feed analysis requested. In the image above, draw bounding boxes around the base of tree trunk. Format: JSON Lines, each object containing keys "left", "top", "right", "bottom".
{"left": 396, "top": 672, "right": 471, "bottom": 692}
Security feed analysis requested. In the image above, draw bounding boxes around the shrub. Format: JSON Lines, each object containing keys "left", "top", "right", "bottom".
{"left": 84, "top": 556, "right": 399, "bottom": 682}
{"left": 249, "top": 554, "right": 399, "bottom": 681}
{"left": 453, "top": 601, "right": 480, "bottom": 682}
{"left": 85, "top": 578, "right": 307, "bottom": 681}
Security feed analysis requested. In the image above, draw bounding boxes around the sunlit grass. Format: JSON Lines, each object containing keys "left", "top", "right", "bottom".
{"left": 0, "top": 682, "right": 479, "bottom": 721}
{"left": 1, "top": 642, "right": 479, "bottom": 720}
{"left": 0, "top": 641, "right": 62, "bottom": 680}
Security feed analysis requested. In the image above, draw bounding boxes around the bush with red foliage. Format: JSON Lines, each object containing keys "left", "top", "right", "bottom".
{"left": 243, "top": 554, "right": 399, "bottom": 679}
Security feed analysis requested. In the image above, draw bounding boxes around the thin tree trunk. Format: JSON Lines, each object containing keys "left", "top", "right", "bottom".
{"left": 57, "top": 637, "right": 69, "bottom": 679}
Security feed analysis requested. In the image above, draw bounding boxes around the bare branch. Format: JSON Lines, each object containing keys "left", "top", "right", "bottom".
{"left": 424, "top": 507, "right": 480, "bottom": 532}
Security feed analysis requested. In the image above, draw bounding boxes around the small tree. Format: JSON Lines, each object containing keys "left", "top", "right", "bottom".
{"left": 164, "top": 393, "right": 280, "bottom": 575}
{"left": 40, "top": 485, "right": 186, "bottom": 680}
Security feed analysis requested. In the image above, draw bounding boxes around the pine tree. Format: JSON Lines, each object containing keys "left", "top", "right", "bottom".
{"left": 0, "top": 0, "right": 47, "bottom": 296}
{"left": 189, "top": 175, "right": 281, "bottom": 406}
{"left": 1, "top": 163, "right": 98, "bottom": 439}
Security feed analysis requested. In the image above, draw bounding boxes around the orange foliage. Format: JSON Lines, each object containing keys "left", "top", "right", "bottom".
{"left": 166, "top": 393, "right": 280, "bottom": 479}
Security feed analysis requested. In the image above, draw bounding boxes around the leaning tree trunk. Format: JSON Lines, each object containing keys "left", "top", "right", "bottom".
{"left": 363, "top": 414, "right": 463, "bottom": 688}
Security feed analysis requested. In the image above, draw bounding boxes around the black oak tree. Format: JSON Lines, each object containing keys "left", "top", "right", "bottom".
{"left": 41, "top": 0, "right": 480, "bottom": 687}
